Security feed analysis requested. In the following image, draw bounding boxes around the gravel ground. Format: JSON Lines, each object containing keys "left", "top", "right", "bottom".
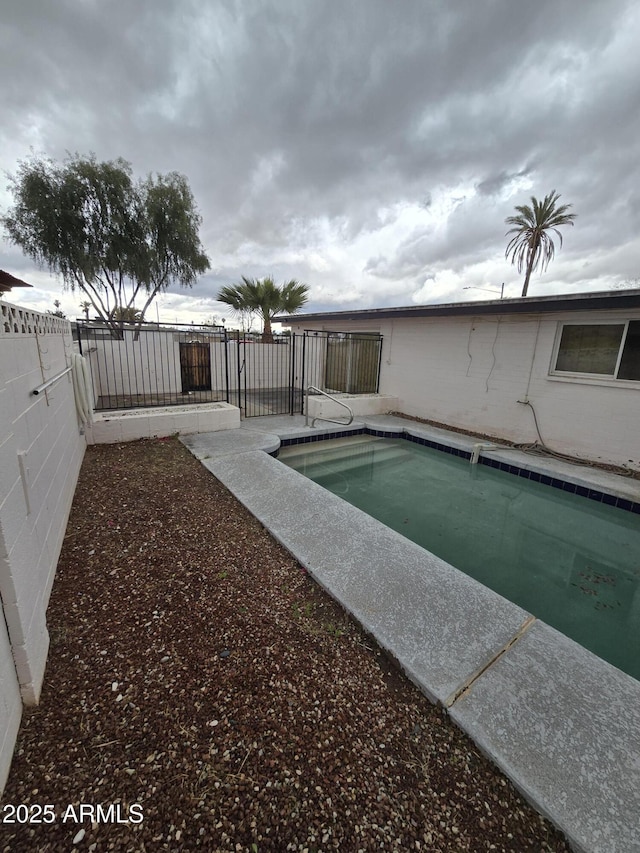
{"left": 0, "top": 438, "right": 570, "bottom": 853}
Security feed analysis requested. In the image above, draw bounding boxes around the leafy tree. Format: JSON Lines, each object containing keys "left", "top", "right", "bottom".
{"left": 135, "top": 171, "right": 210, "bottom": 327}
{"left": 217, "top": 276, "right": 309, "bottom": 342}
{"left": 2, "top": 153, "right": 210, "bottom": 333}
{"left": 505, "top": 191, "right": 576, "bottom": 297}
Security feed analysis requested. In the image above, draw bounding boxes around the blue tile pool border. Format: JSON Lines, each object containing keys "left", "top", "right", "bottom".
{"left": 278, "top": 428, "right": 640, "bottom": 515}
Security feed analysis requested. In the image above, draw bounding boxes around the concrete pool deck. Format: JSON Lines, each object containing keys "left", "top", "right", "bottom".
{"left": 181, "top": 415, "right": 640, "bottom": 853}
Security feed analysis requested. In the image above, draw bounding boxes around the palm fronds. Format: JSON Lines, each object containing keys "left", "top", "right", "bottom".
{"left": 505, "top": 191, "right": 576, "bottom": 296}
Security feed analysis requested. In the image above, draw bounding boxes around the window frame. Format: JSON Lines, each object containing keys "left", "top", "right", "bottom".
{"left": 549, "top": 319, "right": 640, "bottom": 385}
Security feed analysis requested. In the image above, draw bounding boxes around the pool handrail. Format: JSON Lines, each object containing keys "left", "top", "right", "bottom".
{"left": 305, "top": 385, "right": 354, "bottom": 429}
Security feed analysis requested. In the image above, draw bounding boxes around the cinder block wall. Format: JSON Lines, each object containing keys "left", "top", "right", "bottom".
{"left": 0, "top": 300, "right": 86, "bottom": 793}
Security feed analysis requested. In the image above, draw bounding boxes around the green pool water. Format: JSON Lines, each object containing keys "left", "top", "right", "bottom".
{"left": 279, "top": 435, "right": 640, "bottom": 681}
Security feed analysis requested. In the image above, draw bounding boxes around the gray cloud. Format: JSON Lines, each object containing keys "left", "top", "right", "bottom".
{"left": 2, "top": 0, "right": 640, "bottom": 322}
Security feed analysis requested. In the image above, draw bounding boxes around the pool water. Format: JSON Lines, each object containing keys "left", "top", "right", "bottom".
{"left": 279, "top": 436, "right": 640, "bottom": 681}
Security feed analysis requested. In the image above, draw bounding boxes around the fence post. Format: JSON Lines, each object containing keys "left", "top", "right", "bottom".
{"left": 223, "top": 328, "right": 230, "bottom": 404}
{"left": 300, "top": 333, "right": 307, "bottom": 414}
{"left": 376, "top": 335, "right": 383, "bottom": 393}
{"left": 236, "top": 331, "right": 243, "bottom": 412}
{"left": 288, "top": 334, "right": 295, "bottom": 415}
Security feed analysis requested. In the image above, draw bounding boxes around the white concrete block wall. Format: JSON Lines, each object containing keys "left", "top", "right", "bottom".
{"left": 0, "top": 300, "right": 86, "bottom": 792}
{"left": 294, "top": 337, "right": 326, "bottom": 391}
{"left": 307, "top": 394, "right": 399, "bottom": 420}
{"left": 243, "top": 343, "right": 291, "bottom": 389}
{"left": 85, "top": 402, "right": 241, "bottom": 444}
{"left": 87, "top": 331, "right": 183, "bottom": 398}
{"left": 288, "top": 309, "right": 640, "bottom": 470}
{"left": 0, "top": 587, "right": 21, "bottom": 794}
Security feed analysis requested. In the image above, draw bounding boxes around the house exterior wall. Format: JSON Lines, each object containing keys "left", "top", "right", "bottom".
{"left": 0, "top": 300, "right": 86, "bottom": 792}
{"left": 287, "top": 307, "right": 640, "bottom": 470}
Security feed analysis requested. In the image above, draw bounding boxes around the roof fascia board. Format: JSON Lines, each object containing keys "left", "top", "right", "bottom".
{"left": 276, "top": 291, "right": 640, "bottom": 325}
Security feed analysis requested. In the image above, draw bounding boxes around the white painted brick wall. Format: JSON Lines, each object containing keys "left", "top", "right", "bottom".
{"left": 288, "top": 309, "right": 640, "bottom": 470}
{"left": 0, "top": 300, "right": 86, "bottom": 793}
{"left": 0, "top": 591, "right": 22, "bottom": 794}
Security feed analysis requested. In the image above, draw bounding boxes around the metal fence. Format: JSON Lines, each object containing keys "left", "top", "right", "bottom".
{"left": 76, "top": 321, "right": 229, "bottom": 410}
{"left": 323, "top": 332, "right": 382, "bottom": 394}
{"left": 76, "top": 321, "right": 382, "bottom": 415}
{"left": 236, "top": 335, "right": 300, "bottom": 417}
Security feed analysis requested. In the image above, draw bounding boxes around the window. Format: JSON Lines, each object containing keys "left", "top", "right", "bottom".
{"left": 553, "top": 321, "right": 640, "bottom": 380}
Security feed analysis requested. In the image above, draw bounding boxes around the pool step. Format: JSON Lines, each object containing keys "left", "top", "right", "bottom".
{"left": 280, "top": 438, "right": 414, "bottom": 478}
{"left": 278, "top": 435, "right": 380, "bottom": 459}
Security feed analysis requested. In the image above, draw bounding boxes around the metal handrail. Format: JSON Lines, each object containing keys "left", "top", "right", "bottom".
{"left": 32, "top": 366, "right": 72, "bottom": 396}
{"left": 305, "top": 385, "right": 354, "bottom": 429}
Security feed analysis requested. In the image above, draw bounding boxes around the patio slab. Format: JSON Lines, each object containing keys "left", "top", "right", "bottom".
{"left": 450, "top": 621, "right": 640, "bottom": 853}
{"left": 181, "top": 428, "right": 280, "bottom": 460}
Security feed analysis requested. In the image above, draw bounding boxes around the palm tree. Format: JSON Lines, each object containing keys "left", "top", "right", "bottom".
{"left": 505, "top": 191, "right": 576, "bottom": 297}
{"left": 49, "top": 299, "right": 66, "bottom": 318}
{"left": 112, "top": 306, "right": 143, "bottom": 323}
{"left": 217, "top": 276, "right": 309, "bottom": 342}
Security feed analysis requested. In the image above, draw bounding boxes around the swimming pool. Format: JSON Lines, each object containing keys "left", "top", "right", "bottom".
{"left": 279, "top": 434, "right": 640, "bottom": 681}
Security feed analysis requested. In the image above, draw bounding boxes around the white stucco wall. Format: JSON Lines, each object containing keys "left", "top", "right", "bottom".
{"left": 227, "top": 342, "right": 293, "bottom": 392}
{"left": 287, "top": 307, "right": 640, "bottom": 470}
{"left": 0, "top": 300, "right": 86, "bottom": 792}
{"left": 86, "top": 331, "right": 187, "bottom": 399}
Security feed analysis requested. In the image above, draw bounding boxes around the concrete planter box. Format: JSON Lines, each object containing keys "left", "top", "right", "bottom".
{"left": 306, "top": 393, "right": 399, "bottom": 422}
{"left": 85, "top": 402, "right": 240, "bottom": 445}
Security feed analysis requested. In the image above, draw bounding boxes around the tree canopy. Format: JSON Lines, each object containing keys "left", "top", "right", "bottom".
{"left": 217, "top": 276, "right": 309, "bottom": 342}
{"left": 505, "top": 191, "right": 576, "bottom": 297}
{"left": 2, "top": 153, "right": 210, "bottom": 331}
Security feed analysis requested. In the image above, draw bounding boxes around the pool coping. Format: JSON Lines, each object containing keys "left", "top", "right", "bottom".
{"left": 180, "top": 416, "right": 640, "bottom": 853}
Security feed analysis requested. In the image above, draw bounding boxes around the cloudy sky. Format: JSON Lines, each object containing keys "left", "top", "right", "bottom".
{"left": 2, "top": 0, "right": 640, "bottom": 327}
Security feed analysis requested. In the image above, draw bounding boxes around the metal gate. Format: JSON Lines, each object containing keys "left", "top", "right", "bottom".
{"left": 235, "top": 334, "right": 300, "bottom": 417}
{"left": 180, "top": 342, "right": 211, "bottom": 391}
{"left": 236, "top": 330, "right": 383, "bottom": 417}
{"left": 77, "top": 319, "right": 382, "bottom": 416}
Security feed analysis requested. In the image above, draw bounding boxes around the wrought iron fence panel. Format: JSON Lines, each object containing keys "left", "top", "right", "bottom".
{"left": 76, "top": 320, "right": 228, "bottom": 411}
{"left": 304, "top": 331, "right": 382, "bottom": 395}
{"left": 76, "top": 322, "right": 382, "bottom": 415}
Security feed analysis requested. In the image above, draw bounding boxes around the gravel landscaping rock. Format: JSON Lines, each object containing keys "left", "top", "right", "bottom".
{"left": 0, "top": 438, "right": 570, "bottom": 852}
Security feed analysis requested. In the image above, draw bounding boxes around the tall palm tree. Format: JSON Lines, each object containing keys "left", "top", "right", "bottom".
{"left": 505, "top": 191, "right": 576, "bottom": 297}
{"left": 217, "top": 276, "right": 309, "bottom": 342}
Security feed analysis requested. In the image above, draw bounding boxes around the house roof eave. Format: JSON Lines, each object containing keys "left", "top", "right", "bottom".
{"left": 275, "top": 289, "right": 640, "bottom": 325}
